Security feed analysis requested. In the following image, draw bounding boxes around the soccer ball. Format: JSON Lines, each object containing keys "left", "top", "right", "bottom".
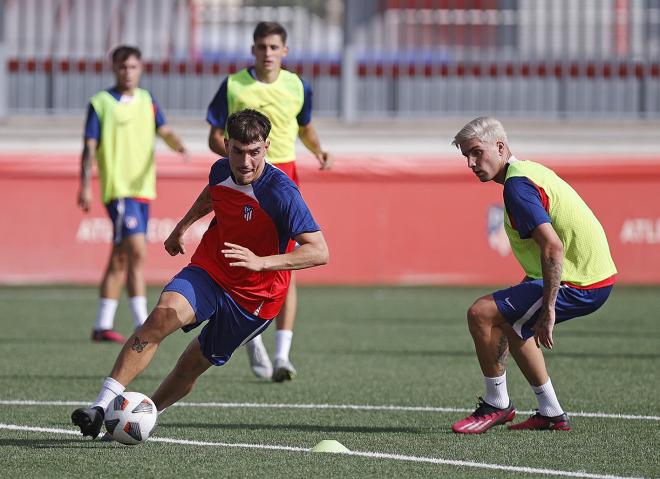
{"left": 103, "top": 392, "right": 157, "bottom": 445}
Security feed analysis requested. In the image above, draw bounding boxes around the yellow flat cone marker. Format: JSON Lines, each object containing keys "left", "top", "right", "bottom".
{"left": 310, "top": 440, "right": 350, "bottom": 453}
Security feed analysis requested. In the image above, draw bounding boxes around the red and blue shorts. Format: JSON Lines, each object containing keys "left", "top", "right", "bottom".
{"left": 105, "top": 197, "right": 150, "bottom": 245}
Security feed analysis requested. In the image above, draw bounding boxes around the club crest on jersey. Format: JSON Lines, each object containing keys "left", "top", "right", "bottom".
{"left": 243, "top": 205, "right": 253, "bottom": 221}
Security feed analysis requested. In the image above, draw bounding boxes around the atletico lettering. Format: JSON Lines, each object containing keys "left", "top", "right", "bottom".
{"left": 620, "top": 218, "right": 660, "bottom": 244}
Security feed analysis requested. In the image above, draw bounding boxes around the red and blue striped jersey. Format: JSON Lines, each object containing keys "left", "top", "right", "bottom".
{"left": 190, "top": 160, "right": 320, "bottom": 319}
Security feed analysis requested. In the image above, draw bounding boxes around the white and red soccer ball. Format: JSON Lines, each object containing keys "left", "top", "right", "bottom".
{"left": 104, "top": 392, "right": 157, "bottom": 445}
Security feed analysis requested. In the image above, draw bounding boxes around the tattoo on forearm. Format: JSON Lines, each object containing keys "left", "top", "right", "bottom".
{"left": 542, "top": 255, "right": 563, "bottom": 303}
{"left": 546, "top": 256, "right": 562, "bottom": 283}
{"left": 192, "top": 202, "right": 213, "bottom": 218}
{"left": 132, "top": 336, "right": 148, "bottom": 353}
{"left": 80, "top": 149, "right": 92, "bottom": 182}
{"left": 186, "top": 190, "right": 212, "bottom": 220}
{"left": 81, "top": 165, "right": 91, "bottom": 182}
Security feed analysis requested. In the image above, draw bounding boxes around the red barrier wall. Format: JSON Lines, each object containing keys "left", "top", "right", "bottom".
{"left": 2, "top": 153, "right": 660, "bottom": 285}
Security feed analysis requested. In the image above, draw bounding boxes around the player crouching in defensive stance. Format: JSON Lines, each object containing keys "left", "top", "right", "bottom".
{"left": 72, "top": 109, "right": 329, "bottom": 438}
{"left": 450, "top": 117, "right": 616, "bottom": 434}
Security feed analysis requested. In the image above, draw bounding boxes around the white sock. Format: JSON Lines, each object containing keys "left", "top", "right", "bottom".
{"left": 91, "top": 377, "right": 126, "bottom": 411}
{"left": 532, "top": 379, "right": 564, "bottom": 417}
{"left": 483, "top": 372, "right": 510, "bottom": 409}
{"left": 94, "top": 298, "right": 118, "bottom": 331}
{"left": 129, "top": 296, "right": 148, "bottom": 328}
{"left": 274, "top": 330, "right": 293, "bottom": 361}
{"left": 246, "top": 334, "right": 265, "bottom": 351}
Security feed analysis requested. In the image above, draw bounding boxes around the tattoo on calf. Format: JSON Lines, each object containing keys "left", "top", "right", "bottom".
{"left": 496, "top": 334, "right": 509, "bottom": 367}
{"left": 132, "top": 336, "right": 148, "bottom": 353}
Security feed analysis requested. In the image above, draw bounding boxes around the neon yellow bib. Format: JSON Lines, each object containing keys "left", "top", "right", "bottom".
{"left": 90, "top": 88, "right": 156, "bottom": 203}
{"left": 227, "top": 69, "right": 304, "bottom": 164}
{"left": 504, "top": 161, "right": 617, "bottom": 286}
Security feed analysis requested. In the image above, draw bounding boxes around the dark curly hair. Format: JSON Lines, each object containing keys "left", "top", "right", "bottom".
{"left": 226, "top": 109, "right": 271, "bottom": 144}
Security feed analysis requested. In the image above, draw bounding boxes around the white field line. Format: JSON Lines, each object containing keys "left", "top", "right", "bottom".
{"left": 0, "top": 423, "right": 647, "bottom": 479}
{"left": 0, "top": 400, "right": 658, "bottom": 422}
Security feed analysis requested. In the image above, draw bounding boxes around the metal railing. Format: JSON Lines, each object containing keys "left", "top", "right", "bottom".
{"left": 1, "top": 0, "right": 659, "bottom": 118}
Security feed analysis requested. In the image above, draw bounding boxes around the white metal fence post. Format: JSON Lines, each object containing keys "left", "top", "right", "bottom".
{"left": 340, "top": 0, "right": 359, "bottom": 124}
{"left": 0, "top": 0, "right": 7, "bottom": 120}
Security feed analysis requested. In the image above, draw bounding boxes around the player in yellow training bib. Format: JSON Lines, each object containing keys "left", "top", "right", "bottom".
{"left": 449, "top": 117, "right": 616, "bottom": 434}
{"left": 206, "top": 21, "right": 331, "bottom": 383}
{"left": 78, "top": 45, "right": 188, "bottom": 345}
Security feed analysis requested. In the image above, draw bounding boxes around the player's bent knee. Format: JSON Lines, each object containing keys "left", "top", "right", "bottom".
{"left": 141, "top": 307, "right": 185, "bottom": 341}
{"left": 466, "top": 305, "right": 482, "bottom": 335}
{"left": 172, "top": 343, "right": 210, "bottom": 381}
{"left": 466, "top": 297, "right": 497, "bottom": 334}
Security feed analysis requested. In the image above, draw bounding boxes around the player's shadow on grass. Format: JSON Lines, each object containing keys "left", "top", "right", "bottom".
{"left": 557, "top": 351, "right": 660, "bottom": 360}
{"left": 159, "top": 422, "right": 425, "bottom": 434}
{"left": 326, "top": 347, "right": 660, "bottom": 360}
{"left": 0, "top": 337, "right": 90, "bottom": 344}
{"left": 0, "top": 373, "right": 103, "bottom": 381}
{"left": 556, "top": 329, "right": 654, "bottom": 339}
{"left": 327, "top": 348, "right": 475, "bottom": 358}
{"left": 0, "top": 438, "right": 105, "bottom": 448}
{"left": 0, "top": 373, "right": 167, "bottom": 381}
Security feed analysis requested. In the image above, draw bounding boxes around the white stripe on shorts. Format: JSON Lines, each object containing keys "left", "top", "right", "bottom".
{"left": 239, "top": 320, "right": 271, "bottom": 347}
{"left": 512, "top": 297, "right": 543, "bottom": 337}
{"left": 511, "top": 284, "right": 571, "bottom": 337}
{"left": 113, "top": 199, "right": 125, "bottom": 244}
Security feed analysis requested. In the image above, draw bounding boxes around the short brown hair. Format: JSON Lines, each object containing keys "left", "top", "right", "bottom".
{"left": 111, "top": 45, "right": 141, "bottom": 65}
{"left": 253, "top": 21, "right": 287, "bottom": 44}
{"left": 226, "top": 109, "right": 271, "bottom": 144}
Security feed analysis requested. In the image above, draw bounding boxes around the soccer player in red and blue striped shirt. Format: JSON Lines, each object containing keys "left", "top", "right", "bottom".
{"left": 72, "top": 109, "right": 329, "bottom": 439}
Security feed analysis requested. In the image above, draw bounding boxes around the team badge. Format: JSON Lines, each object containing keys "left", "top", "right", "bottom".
{"left": 125, "top": 215, "right": 138, "bottom": 230}
{"left": 243, "top": 205, "right": 253, "bottom": 221}
{"left": 487, "top": 204, "right": 511, "bottom": 257}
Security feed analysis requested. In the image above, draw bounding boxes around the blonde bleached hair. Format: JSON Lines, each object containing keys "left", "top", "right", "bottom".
{"left": 451, "top": 116, "right": 508, "bottom": 149}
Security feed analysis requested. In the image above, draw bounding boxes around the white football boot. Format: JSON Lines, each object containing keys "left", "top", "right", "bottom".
{"left": 272, "top": 358, "right": 297, "bottom": 382}
{"left": 246, "top": 337, "right": 273, "bottom": 379}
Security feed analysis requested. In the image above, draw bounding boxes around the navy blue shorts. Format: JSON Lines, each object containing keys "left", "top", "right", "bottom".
{"left": 105, "top": 198, "right": 150, "bottom": 245}
{"left": 162, "top": 266, "right": 271, "bottom": 366}
{"left": 493, "top": 279, "right": 613, "bottom": 340}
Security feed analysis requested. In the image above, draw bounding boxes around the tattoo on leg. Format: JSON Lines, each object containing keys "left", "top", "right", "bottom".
{"left": 132, "top": 336, "right": 148, "bottom": 353}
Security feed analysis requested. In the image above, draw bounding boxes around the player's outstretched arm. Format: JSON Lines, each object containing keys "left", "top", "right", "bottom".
{"left": 222, "top": 231, "right": 329, "bottom": 272}
{"left": 157, "top": 125, "right": 189, "bottom": 161}
{"left": 298, "top": 123, "right": 331, "bottom": 170}
{"left": 164, "top": 186, "right": 212, "bottom": 256}
{"left": 530, "top": 223, "right": 564, "bottom": 350}
{"left": 77, "top": 138, "right": 97, "bottom": 212}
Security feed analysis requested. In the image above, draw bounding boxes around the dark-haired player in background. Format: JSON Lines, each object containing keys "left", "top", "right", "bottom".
{"left": 206, "top": 21, "right": 331, "bottom": 382}
{"left": 78, "top": 45, "right": 188, "bottom": 344}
